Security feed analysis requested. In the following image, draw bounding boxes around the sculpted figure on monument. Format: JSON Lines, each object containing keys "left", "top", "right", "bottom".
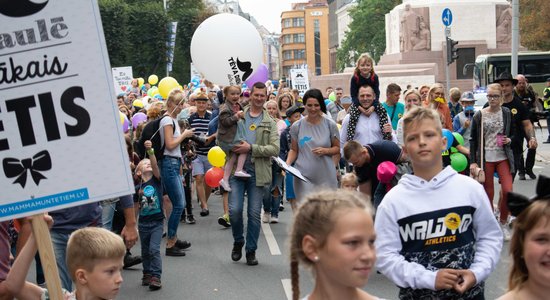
{"left": 411, "top": 20, "right": 431, "bottom": 51}
{"left": 400, "top": 4, "right": 420, "bottom": 52}
{"left": 496, "top": 5, "right": 512, "bottom": 47}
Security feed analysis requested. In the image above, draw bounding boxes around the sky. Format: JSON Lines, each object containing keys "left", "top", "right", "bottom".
{"left": 237, "top": 0, "right": 308, "bottom": 33}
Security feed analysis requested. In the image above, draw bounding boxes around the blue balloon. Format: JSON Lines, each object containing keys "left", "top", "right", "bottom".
{"left": 442, "top": 129, "right": 454, "bottom": 150}
{"left": 324, "top": 99, "right": 331, "bottom": 106}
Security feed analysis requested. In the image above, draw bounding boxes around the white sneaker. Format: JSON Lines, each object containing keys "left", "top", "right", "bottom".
{"left": 234, "top": 170, "right": 252, "bottom": 178}
{"left": 219, "top": 179, "right": 231, "bottom": 192}
{"left": 270, "top": 216, "right": 279, "bottom": 224}
{"left": 501, "top": 223, "right": 511, "bottom": 242}
{"left": 262, "top": 213, "right": 270, "bottom": 223}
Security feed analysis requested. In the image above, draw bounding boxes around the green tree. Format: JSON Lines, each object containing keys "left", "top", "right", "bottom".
{"left": 520, "top": 0, "right": 550, "bottom": 51}
{"left": 167, "top": 0, "right": 215, "bottom": 84}
{"left": 99, "top": 0, "right": 211, "bottom": 84}
{"left": 336, "top": 0, "right": 400, "bottom": 72}
{"left": 99, "top": 0, "right": 168, "bottom": 77}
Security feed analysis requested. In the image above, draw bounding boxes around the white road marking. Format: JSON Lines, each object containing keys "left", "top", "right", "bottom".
{"left": 281, "top": 278, "right": 292, "bottom": 300}
{"left": 261, "top": 222, "right": 282, "bottom": 255}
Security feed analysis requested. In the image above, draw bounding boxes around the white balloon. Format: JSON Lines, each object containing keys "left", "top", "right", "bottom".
{"left": 191, "top": 13, "right": 263, "bottom": 86}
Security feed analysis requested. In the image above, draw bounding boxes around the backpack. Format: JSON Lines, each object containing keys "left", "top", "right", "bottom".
{"left": 136, "top": 116, "right": 175, "bottom": 161}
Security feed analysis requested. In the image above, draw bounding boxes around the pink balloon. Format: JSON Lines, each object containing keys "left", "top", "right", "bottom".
{"left": 131, "top": 112, "right": 147, "bottom": 129}
{"left": 244, "top": 63, "right": 268, "bottom": 87}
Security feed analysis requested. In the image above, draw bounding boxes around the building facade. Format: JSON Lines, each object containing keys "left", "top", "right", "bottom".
{"left": 281, "top": 1, "right": 329, "bottom": 80}
{"left": 328, "top": 0, "right": 356, "bottom": 73}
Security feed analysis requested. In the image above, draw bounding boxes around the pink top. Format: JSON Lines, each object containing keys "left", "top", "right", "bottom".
{"left": 276, "top": 119, "right": 287, "bottom": 136}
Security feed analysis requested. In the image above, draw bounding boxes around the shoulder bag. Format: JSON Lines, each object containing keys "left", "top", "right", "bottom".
{"left": 470, "top": 112, "right": 486, "bottom": 183}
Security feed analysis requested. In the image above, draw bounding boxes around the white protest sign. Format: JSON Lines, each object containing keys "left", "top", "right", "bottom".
{"left": 0, "top": 0, "right": 135, "bottom": 221}
{"left": 290, "top": 68, "right": 310, "bottom": 94}
{"left": 112, "top": 66, "right": 133, "bottom": 96}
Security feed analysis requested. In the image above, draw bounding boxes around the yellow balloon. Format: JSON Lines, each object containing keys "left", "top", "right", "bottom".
{"left": 119, "top": 111, "right": 125, "bottom": 124}
{"left": 148, "top": 74, "right": 159, "bottom": 85}
{"left": 138, "top": 77, "right": 145, "bottom": 87}
{"left": 158, "top": 76, "right": 179, "bottom": 99}
{"left": 207, "top": 146, "right": 226, "bottom": 167}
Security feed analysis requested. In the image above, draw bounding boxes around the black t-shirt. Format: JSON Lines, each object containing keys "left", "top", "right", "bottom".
{"left": 134, "top": 176, "right": 164, "bottom": 223}
{"left": 502, "top": 96, "right": 528, "bottom": 143}
{"left": 354, "top": 140, "right": 403, "bottom": 184}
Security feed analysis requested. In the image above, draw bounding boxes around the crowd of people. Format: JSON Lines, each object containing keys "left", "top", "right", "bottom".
{"left": 1, "top": 54, "right": 549, "bottom": 300}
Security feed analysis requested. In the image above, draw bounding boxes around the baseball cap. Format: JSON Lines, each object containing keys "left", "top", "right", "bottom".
{"left": 285, "top": 105, "right": 305, "bottom": 117}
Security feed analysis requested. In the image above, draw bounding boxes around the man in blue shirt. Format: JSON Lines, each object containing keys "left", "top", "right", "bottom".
{"left": 382, "top": 83, "right": 405, "bottom": 130}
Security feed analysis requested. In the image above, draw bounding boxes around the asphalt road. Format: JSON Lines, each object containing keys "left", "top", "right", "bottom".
{"left": 29, "top": 130, "right": 550, "bottom": 299}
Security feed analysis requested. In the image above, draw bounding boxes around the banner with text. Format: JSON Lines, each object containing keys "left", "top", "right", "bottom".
{"left": 112, "top": 66, "right": 133, "bottom": 96}
{"left": 0, "top": 0, "right": 135, "bottom": 221}
{"left": 290, "top": 68, "right": 310, "bottom": 94}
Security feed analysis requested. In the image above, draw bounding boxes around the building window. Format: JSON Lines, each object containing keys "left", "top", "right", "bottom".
{"left": 293, "top": 33, "right": 305, "bottom": 43}
{"left": 314, "top": 19, "right": 321, "bottom": 75}
{"left": 283, "top": 18, "right": 291, "bottom": 28}
{"left": 456, "top": 48, "right": 475, "bottom": 79}
{"left": 293, "top": 17, "right": 304, "bottom": 27}
{"left": 294, "top": 49, "right": 305, "bottom": 59}
{"left": 283, "top": 50, "right": 292, "bottom": 60}
{"left": 283, "top": 35, "right": 292, "bottom": 44}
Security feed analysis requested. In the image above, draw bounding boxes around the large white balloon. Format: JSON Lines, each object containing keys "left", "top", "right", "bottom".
{"left": 191, "top": 13, "right": 263, "bottom": 86}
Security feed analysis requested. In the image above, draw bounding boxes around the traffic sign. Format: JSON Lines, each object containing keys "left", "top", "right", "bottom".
{"left": 442, "top": 8, "right": 453, "bottom": 27}
{"left": 445, "top": 27, "right": 451, "bottom": 38}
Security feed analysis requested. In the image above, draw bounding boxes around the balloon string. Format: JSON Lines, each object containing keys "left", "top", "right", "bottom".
{"left": 150, "top": 96, "right": 187, "bottom": 140}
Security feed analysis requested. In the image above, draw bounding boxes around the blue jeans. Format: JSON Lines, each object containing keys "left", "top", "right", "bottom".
{"left": 263, "top": 163, "right": 282, "bottom": 218}
{"left": 101, "top": 199, "right": 119, "bottom": 231}
{"left": 229, "top": 175, "right": 267, "bottom": 253}
{"left": 50, "top": 230, "right": 73, "bottom": 290}
{"left": 160, "top": 157, "right": 186, "bottom": 239}
{"left": 139, "top": 220, "right": 163, "bottom": 278}
{"left": 373, "top": 182, "right": 386, "bottom": 211}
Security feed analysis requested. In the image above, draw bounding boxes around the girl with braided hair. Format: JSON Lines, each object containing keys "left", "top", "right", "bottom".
{"left": 288, "top": 190, "right": 383, "bottom": 300}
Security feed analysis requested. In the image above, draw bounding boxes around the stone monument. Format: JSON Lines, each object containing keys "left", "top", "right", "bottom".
{"left": 377, "top": 0, "right": 516, "bottom": 92}
{"left": 310, "top": 0, "right": 518, "bottom": 99}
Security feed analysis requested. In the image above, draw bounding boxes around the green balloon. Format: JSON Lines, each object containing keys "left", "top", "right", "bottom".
{"left": 450, "top": 153, "right": 468, "bottom": 172}
{"left": 452, "top": 132, "right": 464, "bottom": 146}
{"left": 450, "top": 147, "right": 458, "bottom": 153}
{"left": 328, "top": 91, "right": 336, "bottom": 101}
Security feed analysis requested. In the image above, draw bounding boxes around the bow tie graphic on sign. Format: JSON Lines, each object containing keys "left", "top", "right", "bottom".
{"left": 3, "top": 150, "right": 52, "bottom": 188}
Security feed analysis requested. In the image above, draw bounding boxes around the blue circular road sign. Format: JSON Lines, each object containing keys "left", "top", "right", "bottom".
{"left": 442, "top": 8, "right": 453, "bottom": 27}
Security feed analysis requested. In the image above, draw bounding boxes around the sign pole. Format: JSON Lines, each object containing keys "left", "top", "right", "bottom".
{"left": 31, "top": 215, "right": 63, "bottom": 300}
{"left": 442, "top": 8, "right": 453, "bottom": 98}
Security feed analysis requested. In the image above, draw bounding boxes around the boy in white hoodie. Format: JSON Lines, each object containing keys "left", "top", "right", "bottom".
{"left": 374, "top": 107, "right": 503, "bottom": 300}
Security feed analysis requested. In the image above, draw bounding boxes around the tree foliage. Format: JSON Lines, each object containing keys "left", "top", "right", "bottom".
{"left": 98, "top": 0, "right": 211, "bottom": 84}
{"left": 520, "top": 0, "right": 550, "bottom": 51}
{"left": 336, "top": 0, "right": 400, "bottom": 72}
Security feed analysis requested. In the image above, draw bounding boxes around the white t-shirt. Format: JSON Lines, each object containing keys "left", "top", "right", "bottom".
{"left": 339, "top": 113, "right": 397, "bottom": 154}
{"left": 159, "top": 116, "right": 182, "bottom": 158}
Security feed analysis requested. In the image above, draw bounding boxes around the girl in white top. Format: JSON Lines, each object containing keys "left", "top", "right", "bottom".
{"left": 289, "top": 190, "right": 384, "bottom": 300}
